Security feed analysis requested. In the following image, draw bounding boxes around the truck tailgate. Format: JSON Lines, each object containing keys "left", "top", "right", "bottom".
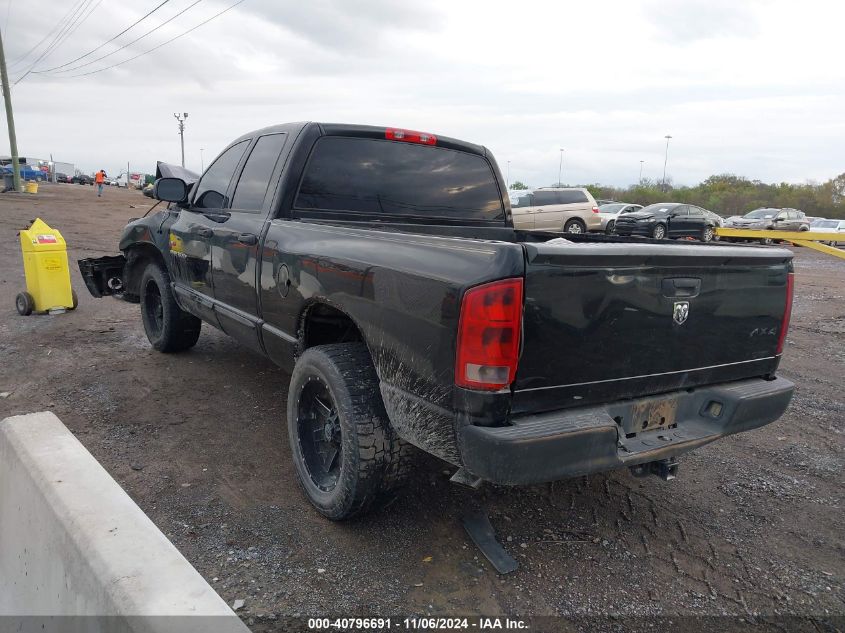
{"left": 512, "top": 241, "right": 793, "bottom": 415}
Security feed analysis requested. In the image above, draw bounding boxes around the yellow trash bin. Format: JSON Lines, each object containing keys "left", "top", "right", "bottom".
{"left": 16, "top": 218, "right": 77, "bottom": 315}
{"left": 25, "top": 181, "right": 38, "bottom": 194}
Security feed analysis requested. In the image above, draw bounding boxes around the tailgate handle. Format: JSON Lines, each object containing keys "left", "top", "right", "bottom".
{"left": 662, "top": 277, "right": 701, "bottom": 298}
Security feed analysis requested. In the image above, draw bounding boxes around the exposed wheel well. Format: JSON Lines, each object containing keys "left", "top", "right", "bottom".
{"left": 301, "top": 303, "right": 364, "bottom": 349}
{"left": 124, "top": 244, "right": 167, "bottom": 301}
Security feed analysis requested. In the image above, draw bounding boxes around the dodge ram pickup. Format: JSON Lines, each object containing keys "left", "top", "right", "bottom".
{"left": 79, "top": 122, "right": 795, "bottom": 520}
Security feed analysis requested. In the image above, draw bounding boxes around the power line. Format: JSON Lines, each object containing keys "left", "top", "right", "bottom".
{"left": 39, "top": 0, "right": 204, "bottom": 76}
{"left": 65, "top": 0, "right": 248, "bottom": 78}
{"left": 35, "top": 0, "right": 172, "bottom": 73}
{"left": 7, "top": 0, "right": 88, "bottom": 69}
{"left": 14, "top": 0, "right": 100, "bottom": 84}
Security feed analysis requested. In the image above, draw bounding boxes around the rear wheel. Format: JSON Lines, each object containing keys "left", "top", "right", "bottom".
{"left": 16, "top": 292, "right": 34, "bottom": 316}
{"left": 564, "top": 219, "right": 586, "bottom": 234}
{"left": 139, "top": 263, "right": 201, "bottom": 352}
{"left": 287, "top": 342, "right": 412, "bottom": 520}
{"left": 652, "top": 223, "right": 666, "bottom": 239}
{"left": 759, "top": 237, "right": 773, "bottom": 245}
{"left": 701, "top": 226, "right": 715, "bottom": 242}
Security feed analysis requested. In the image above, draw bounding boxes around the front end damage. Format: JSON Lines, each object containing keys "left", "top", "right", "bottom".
{"left": 78, "top": 255, "right": 127, "bottom": 298}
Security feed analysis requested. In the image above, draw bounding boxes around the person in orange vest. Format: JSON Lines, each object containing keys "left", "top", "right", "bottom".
{"left": 94, "top": 169, "right": 107, "bottom": 197}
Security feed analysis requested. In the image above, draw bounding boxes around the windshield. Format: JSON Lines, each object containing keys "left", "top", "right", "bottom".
{"left": 639, "top": 203, "right": 678, "bottom": 215}
{"left": 744, "top": 209, "right": 778, "bottom": 219}
{"left": 598, "top": 203, "right": 626, "bottom": 213}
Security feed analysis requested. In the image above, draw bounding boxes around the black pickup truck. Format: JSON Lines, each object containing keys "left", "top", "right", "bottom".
{"left": 79, "top": 123, "right": 795, "bottom": 520}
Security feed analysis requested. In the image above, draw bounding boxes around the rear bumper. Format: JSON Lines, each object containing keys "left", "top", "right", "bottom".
{"left": 457, "top": 376, "right": 794, "bottom": 485}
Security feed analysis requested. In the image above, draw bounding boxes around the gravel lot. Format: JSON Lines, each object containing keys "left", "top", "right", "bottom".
{"left": 1, "top": 184, "right": 843, "bottom": 630}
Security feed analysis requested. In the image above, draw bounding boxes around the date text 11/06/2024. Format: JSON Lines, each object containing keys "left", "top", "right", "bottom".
{"left": 307, "top": 617, "right": 528, "bottom": 630}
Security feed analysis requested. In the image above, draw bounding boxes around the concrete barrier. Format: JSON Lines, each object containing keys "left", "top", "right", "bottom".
{"left": 0, "top": 412, "right": 250, "bottom": 633}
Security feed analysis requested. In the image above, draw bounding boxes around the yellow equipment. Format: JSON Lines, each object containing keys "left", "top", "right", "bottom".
{"left": 25, "top": 181, "right": 38, "bottom": 194}
{"left": 16, "top": 218, "right": 77, "bottom": 315}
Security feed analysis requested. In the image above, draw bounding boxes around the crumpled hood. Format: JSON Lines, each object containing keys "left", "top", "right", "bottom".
{"left": 619, "top": 211, "right": 657, "bottom": 221}
{"left": 155, "top": 161, "right": 199, "bottom": 186}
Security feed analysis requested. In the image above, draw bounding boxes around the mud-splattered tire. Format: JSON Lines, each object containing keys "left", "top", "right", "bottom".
{"left": 287, "top": 342, "right": 411, "bottom": 520}
{"left": 139, "top": 263, "right": 201, "bottom": 352}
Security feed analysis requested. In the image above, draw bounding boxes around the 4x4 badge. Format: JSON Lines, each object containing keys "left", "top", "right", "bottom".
{"left": 673, "top": 301, "right": 690, "bottom": 325}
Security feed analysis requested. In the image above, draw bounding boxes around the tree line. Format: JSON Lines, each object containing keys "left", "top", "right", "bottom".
{"left": 510, "top": 173, "right": 845, "bottom": 218}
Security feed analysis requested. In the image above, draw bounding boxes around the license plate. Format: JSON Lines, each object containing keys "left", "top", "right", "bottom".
{"left": 630, "top": 397, "right": 678, "bottom": 432}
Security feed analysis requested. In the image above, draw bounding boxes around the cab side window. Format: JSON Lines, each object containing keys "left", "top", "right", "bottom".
{"left": 192, "top": 140, "right": 250, "bottom": 209}
{"left": 230, "top": 133, "right": 287, "bottom": 213}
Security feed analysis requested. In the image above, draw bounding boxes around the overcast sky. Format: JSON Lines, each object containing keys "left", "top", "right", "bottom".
{"left": 2, "top": 0, "right": 843, "bottom": 187}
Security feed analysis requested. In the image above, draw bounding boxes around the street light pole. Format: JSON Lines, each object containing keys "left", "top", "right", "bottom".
{"left": 200, "top": 148, "right": 204, "bottom": 173}
{"left": 506, "top": 160, "right": 510, "bottom": 189}
{"left": 662, "top": 135, "right": 672, "bottom": 192}
{"left": 639, "top": 160, "right": 644, "bottom": 183}
{"left": 0, "top": 29, "right": 22, "bottom": 192}
{"left": 558, "top": 148, "right": 564, "bottom": 186}
{"left": 174, "top": 112, "right": 188, "bottom": 168}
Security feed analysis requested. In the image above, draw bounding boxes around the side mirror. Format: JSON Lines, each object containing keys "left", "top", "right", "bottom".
{"left": 154, "top": 177, "right": 188, "bottom": 203}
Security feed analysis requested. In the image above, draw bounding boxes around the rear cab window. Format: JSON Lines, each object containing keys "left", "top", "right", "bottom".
{"left": 294, "top": 136, "right": 505, "bottom": 224}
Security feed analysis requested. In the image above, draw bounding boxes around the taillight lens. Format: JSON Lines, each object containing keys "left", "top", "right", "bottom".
{"left": 455, "top": 278, "right": 523, "bottom": 391}
{"left": 385, "top": 128, "right": 437, "bottom": 145}
{"left": 776, "top": 272, "right": 794, "bottom": 355}
{"left": 591, "top": 206, "right": 600, "bottom": 213}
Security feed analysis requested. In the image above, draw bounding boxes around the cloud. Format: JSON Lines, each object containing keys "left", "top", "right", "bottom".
{"left": 0, "top": 0, "right": 842, "bottom": 188}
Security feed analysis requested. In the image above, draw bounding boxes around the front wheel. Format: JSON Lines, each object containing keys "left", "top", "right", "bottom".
{"left": 564, "top": 219, "right": 586, "bottom": 234}
{"left": 652, "top": 223, "right": 667, "bottom": 239}
{"left": 759, "top": 237, "right": 773, "bottom": 245}
{"left": 139, "top": 263, "right": 201, "bottom": 352}
{"left": 605, "top": 220, "right": 616, "bottom": 234}
{"left": 287, "top": 343, "right": 412, "bottom": 520}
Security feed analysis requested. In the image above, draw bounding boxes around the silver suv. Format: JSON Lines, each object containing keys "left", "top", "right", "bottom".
{"left": 510, "top": 187, "right": 601, "bottom": 234}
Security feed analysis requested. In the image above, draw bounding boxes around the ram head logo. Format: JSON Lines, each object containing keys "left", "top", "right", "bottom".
{"left": 673, "top": 301, "right": 690, "bottom": 325}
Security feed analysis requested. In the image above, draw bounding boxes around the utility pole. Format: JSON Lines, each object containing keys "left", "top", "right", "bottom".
{"left": 506, "top": 160, "right": 510, "bottom": 189}
{"left": 174, "top": 112, "right": 188, "bottom": 168}
{"left": 200, "top": 148, "right": 204, "bottom": 172}
{"left": 662, "top": 135, "right": 672, "bottom": 192}
{"left": 0, "top": 29, "right": 21, "bottom": 192}
{"left": 639, "top": 160, "right": 644, "bottom": 183}
{"left": 558, "top": 148, "right": 564, "bottom": 186}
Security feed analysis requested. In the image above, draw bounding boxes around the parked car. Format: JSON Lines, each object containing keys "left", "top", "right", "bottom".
{"left": 79, "top": 122, "right": 795, "bottom": 520}
{"left": 510, "top": 187, "right": 601, "bottom": 234}
{"left": 723, "top": 208, "right": 810, "bottom": 244}
{"left": 809, "top": 219, "right": 845, "bottom": 246}
{"left": 613, "top": 202, "right": 719, "bottom": 241}
{"left": 3, "top": 164, "right": 47, "bottom": 181}
{"left": 597, "top": 202, "right": 643, "bottom": 234}
{"left": 72, "top": 174, "right": 94, "bottom": 185}
{"left": 142, "top": 183, "right": 154, "bottom": 197}
{"left": 54, "top": 172, "right": 72, "bottom": 183}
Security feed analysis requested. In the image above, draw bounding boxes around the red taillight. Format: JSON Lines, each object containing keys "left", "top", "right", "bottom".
{"left": 776, "top": 272, "right": 794, "bottom": 355}
{"left": 591, "top": 206, "right": 600, "bottom": 213}
{"left": 455, "top": 278, "right": 523, "bottom": 391}
{"left": 385, "top": 128, "right": 437, "bottom": 145}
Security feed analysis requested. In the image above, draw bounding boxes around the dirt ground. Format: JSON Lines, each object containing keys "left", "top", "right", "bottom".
{"left": 1, "top": 184, "right": 843, "bottom": 630}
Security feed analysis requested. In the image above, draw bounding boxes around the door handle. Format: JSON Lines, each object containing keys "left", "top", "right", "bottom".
{"left": 237, "top": 233, "right": 258, "bottom": 246}
{"left": 195, "top": 227, "right": 214, "bottom": 238}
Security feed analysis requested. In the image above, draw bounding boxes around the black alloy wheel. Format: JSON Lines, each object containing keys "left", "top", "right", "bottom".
{"left": 297, "top": 377, "right": 343, "bottom": 492}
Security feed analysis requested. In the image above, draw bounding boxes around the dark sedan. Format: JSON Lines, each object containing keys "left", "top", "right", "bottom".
{"left": 613, "top": 202, "right": 717, "bottom": 241}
